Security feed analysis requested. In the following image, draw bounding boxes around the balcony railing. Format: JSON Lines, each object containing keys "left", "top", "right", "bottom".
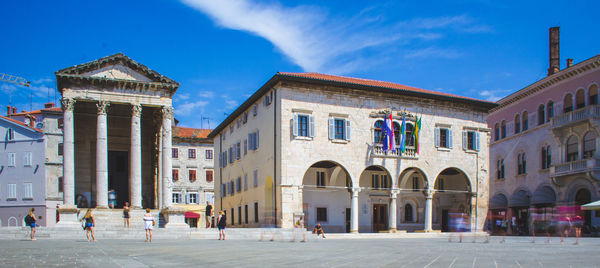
{"left": 550, "top": 158, "right": 600, "bottom": 177}
{"left": 551, "top": 105, "right": 600, "bottom": 128}
{"left": 372, "top": 144, "right": 417, "bottom": 158}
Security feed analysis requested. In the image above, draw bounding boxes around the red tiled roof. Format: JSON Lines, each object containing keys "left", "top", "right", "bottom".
{"left": 278, "top": 72, "right": 488, "bottom": 103}
{"left": 173, "top": 127, "right": 212, "bottom": 139}
{"left": 9, "top": 107, "right": 62, "bottom": 116}
{"left": 0, "top": 116, "right": 43, "bottom": 133}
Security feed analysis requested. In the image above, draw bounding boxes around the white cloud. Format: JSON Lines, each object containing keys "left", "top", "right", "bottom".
{"left": 174, "top": 93, "right": 190, "bottom": 102}
{"left": 32, "top": 78, "right": 53, "bottom": 84}
{"left": 1, "top": 84, "right": 17, "bottom": 94}
{"left": 198, "top": 91, "right": 215, "bottom": 99}
{"left": 479, "top": 89, "right": 510, "bottom": 102}
{"left": 225, "top": 99, "right": 238, "bottom": 110}
{"left": 175, "top": 100, "right": 209, "bottom": 116}
{"left": 404, "top": 47, "right": 463, "bottom": 59}
{"left": 181, "top": 0, "right": 490, "bottom": 74}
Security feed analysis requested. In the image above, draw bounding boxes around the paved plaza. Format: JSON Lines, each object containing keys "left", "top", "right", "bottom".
{"left": 0, "top": 236, "right": 598, "bottom": 267}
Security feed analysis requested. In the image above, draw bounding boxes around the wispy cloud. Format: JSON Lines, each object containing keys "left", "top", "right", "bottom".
{"left": 181, "top": 0, "right": 491, "bottom": 74}
{"left": 404, "top": 47, "right": 463, "bottom": 59}
{"left": 225, "top": 99, "right": 238, "bottom": 110}
{"left": 479, "top": 89, "right": 511, "bottom": 102}
{"left": 198, "top": 91, "right": 215, "bottom": 99}
{"left": 1, "top": 84, "right": 17, "bottom": 94}
{"left": 32, "top": 78, "right": 53, "bottom": 84}
{"left": 176, "top": 100, "right": 209, "bottom": 116}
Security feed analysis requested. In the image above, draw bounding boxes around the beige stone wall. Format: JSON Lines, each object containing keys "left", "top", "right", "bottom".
{"left": 172, "top": 141, "right": 214, "bottom": 206}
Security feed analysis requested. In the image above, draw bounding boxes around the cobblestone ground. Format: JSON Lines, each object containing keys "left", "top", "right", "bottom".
{"left": 0, "top": 236, "right": 598, "bottom": 267}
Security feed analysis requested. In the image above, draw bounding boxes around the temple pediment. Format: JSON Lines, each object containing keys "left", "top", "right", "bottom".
{"left": 85, "top": 64, "right": 153, "bottom": 82}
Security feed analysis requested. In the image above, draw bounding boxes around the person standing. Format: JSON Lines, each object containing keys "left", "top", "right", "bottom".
{"left": 82, "top": 209, "right": 96, "bottom": 242}
{"left": 123, "top": 202, "right": 130, "bottom": 228}
{"left": 217, "top": 211, "right": 227, "bottom": 240}
{"left": 25, "top": 208, "right": 37, "bottom": 241}
{"left": 205, "top": 202, "right": 213, "bottom": 228}
{"left": 143, "top": 208, "right": 155, "bottom": 242}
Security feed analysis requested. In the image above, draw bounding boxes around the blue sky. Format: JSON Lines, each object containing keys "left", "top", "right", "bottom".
{"left": 1, "top": 0, "right": 598, "bottom": 129}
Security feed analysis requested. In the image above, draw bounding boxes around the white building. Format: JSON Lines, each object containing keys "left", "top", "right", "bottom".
{"left": 209, "top": 72, "right": 496, "bottom": 233}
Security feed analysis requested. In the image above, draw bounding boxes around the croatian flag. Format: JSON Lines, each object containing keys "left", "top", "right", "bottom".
{"left": 383, "top": 113, "right": 395, "bottom": 153}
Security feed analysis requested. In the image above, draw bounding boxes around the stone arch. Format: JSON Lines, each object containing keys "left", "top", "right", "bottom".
{"left": 588, "top": 83, "right": 598, "bottom": 105}
{"left": 565, "top": 178, "right": 597, "bottom": 203}
{"left": 301, "top": 160, "right": 353, "bottom": 233}
{"left": 402, "top": 199, "right": 418, "bottom": 223}
{"left": 509, "top": 187, "right": 531, "bottom": 208}
{"left": 8, "top": 217, "right": 18, "bottom": 227}
{"left": 490, "top": 192, "right": 509, "bottom": 210}
{"left": 566, "top": 134, "right": 579, "bottom": 161}
{"left": 398, "top": 167, "right": 429, "bottom": 191}
{"left": 433, "top": 167, "right": 472, "bottom": 232}
{"left": 563, "top": 93, "right": 574, "bottom": 113}
{"left": 433, "top": 167, "right": 472, "bottom": 193}
{"left": 359, "top": 165, "right": 392, "bottom": 190}
{"left": 514, "top": 113, "right": 521, "bottom": 133}
{"left": 531, "top": 184, "right": 557, "bottom": 206}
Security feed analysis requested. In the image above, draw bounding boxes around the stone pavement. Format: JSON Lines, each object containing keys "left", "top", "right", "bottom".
{"left": 0, "top": 236, "right": 598, "bottom": 267}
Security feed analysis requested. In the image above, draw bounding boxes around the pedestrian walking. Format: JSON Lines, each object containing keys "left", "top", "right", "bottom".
{"left": 205, "top": 201, "right": 213, "bottom": 228}
{"left": 143, "top": 208, "right": 155, "bottom": 242}
{"left": 123, "top": 202, "right": 130, "bottom": 228}
{"left": 82, "top": 209, "right": 96, "bottom": 242}
{"left": 25, "top": 208, "right": 37, "bottom": 241}
{"left": 217, "top": 211, "right": 227, "bottom": 240}
{"left": 572, "top": 215, "right": 583, "bottom": 245}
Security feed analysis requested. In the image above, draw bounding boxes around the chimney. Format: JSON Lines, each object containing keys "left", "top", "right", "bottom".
{"left": 7, "top": 105, "right": 11, "bottom": 115}
{"left": 12, "top": 107, "right": 16, "bottom": 114}
{"left": 566, "top": 58, "right": 573, "bottom": 68}
{"left": 547, "top": 27, "right": 560, "bottom": 76}
{"left": 44, "top": 103, "right": 54, "bottom": 109}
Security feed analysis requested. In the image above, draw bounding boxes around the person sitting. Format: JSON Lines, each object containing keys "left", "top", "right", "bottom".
{"left": 313, "top": 223, "right": 326, "bottom": 238}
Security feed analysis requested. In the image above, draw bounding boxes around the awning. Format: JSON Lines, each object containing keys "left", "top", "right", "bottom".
{"left": 184, "top": 211, "right": 201, "bottom": 218}
{"left": 509, "top": 190, "right": 530, "bottom": 207}
{"left": 489, "top": 194, "right": 508, "bottom": 209}
{"left": 531, "top": 186, "right": 556, "bottom": 205}
{"left": 582, "top": 200, "right": 600, "bottom": 210}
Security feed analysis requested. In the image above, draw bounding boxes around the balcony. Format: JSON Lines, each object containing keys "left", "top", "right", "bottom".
{"left": 372, "top": 144, "right": 417, "bottom": 159}
{"left": 551, "top": 105, "right": 600, "bottom": 129}
{"left": 550, "top": 158, "right": 600, "bottom": 178}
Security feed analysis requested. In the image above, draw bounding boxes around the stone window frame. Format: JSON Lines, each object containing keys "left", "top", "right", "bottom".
{"left": 7, "top": 183, "right": 17, "bottom": 200}
{"left": 23, "top": 152, "right": 32, "bottom": 167}
{"left": 316, "top": 207, "right": 328, "bottom": 222}
{"left": 172, "top": 192, "right": 182, "bottom": 204}
{"left": 172, "top": 168, "right": 179, "bottom": 182}
{"left": 434, "top": 123, "right": 453, "bottom": 151}
{"left": 188, "top": 169, "right": 197, "bottom": 182}
{"left": 462, "top": 127, "right": 480, "bottom": 152}
{"left": 205, "top": 170, "right": 213, "bottom": 182}
{"left": 517, "top": 151, "right": 527, "bottom": 175}
{"left": 7, "top": 152, "right": 16, "bottom": 167}
{"left": 187, "top": 192, "right": 198, "bottom": 204}
{"left": 541, "top": 145, "right": 551, "bottom": 170}
{"left": 23, "top": 182, "right": 33, "bottom": 200}
{"left": 292, "top": 109, "right": 314, "bottom": 140}
{"left": 172, "top": 148, "right": 179, "bottom": 159}
{"left": 188, "top": 148, "right": 196, "bottom": 159}
{"left": 496, "top": 157, "right": 505, "bottom": 179}
{"left": 205, "top": 149, "right": 213, "bottom": 160}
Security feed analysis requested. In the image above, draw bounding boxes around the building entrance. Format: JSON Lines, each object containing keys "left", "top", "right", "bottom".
{"left": 373, "top": 204, "right": 388, "bottom": 232}
{"left": 108, "top": 151, "right": 129, "bottom": 208}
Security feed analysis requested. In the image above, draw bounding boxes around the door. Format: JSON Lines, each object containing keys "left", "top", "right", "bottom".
{"left": 441, "top": 210, "right": 449, "bottom": 232}
{"left": 373, "top": 204, "right": 388, "bottom": 232}
{"left": 345, "top": 208, "right": 351, "bottom": 233}
{"left": 108, "top": 151, "right": 129, "bottom": 208}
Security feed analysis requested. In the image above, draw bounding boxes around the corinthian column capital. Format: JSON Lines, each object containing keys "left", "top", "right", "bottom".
{"left": 97, "top": 101, "right": 110, "bottom": 115}
{"left": 131, "top": 104, "right": 142, "bottom": 117}
{"left": 61, "top": 98, "right": 76, "bottom": 111}
{"left": 162, "top": 106, "right": 174, "bottom": 118}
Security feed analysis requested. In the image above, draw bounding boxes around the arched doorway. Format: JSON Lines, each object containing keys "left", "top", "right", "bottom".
{"left": 509, "top": 189, "right": 531, "bottom": 235}
{"left": 434, "top": 168, "right": 472, "bottom": 232}
{"left": 575, "top": 188, "right": 592, "bottom": 229}
{"left": 397, "top": 168, "right": 428, "bottom": 232}
{"left": 302, "top": 161, "right": 352, "bottom": 233}
{"left": 358, "top": 165, "right": 392, "bottom": 233}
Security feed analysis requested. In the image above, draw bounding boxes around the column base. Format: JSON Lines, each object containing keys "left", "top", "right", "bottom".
{"left": 350, "top": 230, "right": 359, "bottom": 234}
{"left": 55, "top": 206, "right": 81, "bottom": 228}
{"left": 163, "top": 207, "right": 189, "bottom": 229}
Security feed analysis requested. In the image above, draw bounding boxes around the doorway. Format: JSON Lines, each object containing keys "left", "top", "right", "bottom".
{"left": 441, "top": 209, "right": 449, "bottom": 232}
{"left": 372, "top": 204, "right": 388, "bottom": 232}
{"left": 345, "top": 208, "right": 351, "bottom": 233}
{"left": 108, "top": 151, "right": 129, "bottom": 208}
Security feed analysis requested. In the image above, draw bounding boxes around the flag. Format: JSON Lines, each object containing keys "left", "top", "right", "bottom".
{"left": 383, "top": 113, "right": 395, "bottom": 153}
{"left": 414, "top": 116, "right": 422, "bottom": 154}
{"left": 399, "top": 114, "right": 406, "bottom": 153}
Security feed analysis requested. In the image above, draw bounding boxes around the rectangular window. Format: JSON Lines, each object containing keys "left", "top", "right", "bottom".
{"left": 172, "top": 192, "right": 182, "bottom": 204}
{"left": 58, "top": 143, "right": 63, "bottom": 156}
{"left": 221, "top": 183, "right": 226, "bottom": 197}
{"left": 298, "top": 115, "right": 309, "bottom": 137}
{"left": 188, "top": 193, "right": 198, "bottom": 204}
{"left": 23, "top": 152, "right": 32, "bottom": 167}
{"left": 497, "top": 159, "right": 505, "bottom": 179}
{"left": 435, "top": 127, "right": 452, "bottom": 149}
{"left": 172, "top": 169, "right": 179, "bottom": 182}
{"left": 188, "top": 149, "right": 196, "bottom": 159}
{"left": 229, "top": 181, "right": 235, "bottom": 195}
{"left": 172, "top": 148, "right": 179, "bottom": 159}
{"left": 7, "top": 128, "right": 14, "bottom": 141}
{"left": 253, "top": 105, "right": 258, "bottom": 116}
{"left": 206, "top": 170, "right": 213, "bottom": 182}
{"left": 236, "top": 142, "right": 241, "bottom": 160}
{"left": 238, "top": 206, "right": 242, "bottom": 225}
{"left": 316, "top": 207, "right": 327, "bottom": 222}
{"left": 58, "top": 176, "right": 64, "bottom": 193}
{"left": 205, "top": 149, "right": 213, "bottom": 160}
{"left": 254, "top": 202, "right": 259, "bottom": 223}
{"left": 334, "top": 119, "right": 345, "bottom": 140}
{"left": 463, "top": 131, "right": 480, "bottom": 151}
{"left": 24, "top": 182, "right": 33, "bottom": 199}
{"left": 412, "top": 177, "right": 419, "bottom": 192}
{"left": 244, "top": 174, "right": 248, "bottom": 191}
{"left": 437, "top": 178, "right": 444, "bottom": 191}
{"left": 231, "top": 208, "right": 235, "bottom": 225}
{"left": 8, "top": 153, "right": 16, "bottom": 167}
{"left": 189, "top": 169, "right": 197, "bottom": 182}
{"left": 372, "top": 174, "right": 380, "bottom": 189}
{"left": 243, "top": 140, "right": 247, "bottom": 155}
{"left": 58, "top": 119, "right": 64, "bottom": 129}
{"left": 253, "top": 169, "right": 258, "bottom": 187}
{"left": 381, "top": 175, "right": 388, "bottom": 188}
{"left": 316, "top": 171, "right": 326, "bottom": 188}
{"left": 8, "top": 183, "right": 17, "bottom": 199}
{"left": 245, "top": 204, "right": 249, "bottom": 224}
{"left": 236, "top": 177, "right": 242, "bottom": 192}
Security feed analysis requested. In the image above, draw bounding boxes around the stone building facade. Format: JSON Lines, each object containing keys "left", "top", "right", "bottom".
{"left": 0, "top": 115, "right": 46, "bottom": 227}
{"left": 210, "top": 72, "right": 496, "bottom": 232}
{"left": 171, "top": 127, "right": 214, "bottom": 227}
{"left": 488, "top": 28, "right": 600, "bottom": 234}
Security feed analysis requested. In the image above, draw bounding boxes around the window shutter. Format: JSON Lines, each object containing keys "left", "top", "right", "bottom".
{"left": 475, "top": 132, "right": 480, "bottom": 151}
{"left": 345, "top": 119, "right": 351, "bottom": 141}
{"left": 309, "top": 115, "right": 315, "bottom": 138}
{"left": 256, "top": 130, "right": 259, "bottom": 149}
{"left": 462, "top": 131, "right": 467, "bottom": 151}
{"left": 448, "top": 129, "right": 453, "bottom": 148}
{"left": 248, "top": 133, "right": 253, "bottom": 150}
{"left": 328, "top": 118, "right": 334, "bottom": 140}
{"left": 434, "top": 127, "right": 440, "bottom": 148}
{"left": 292, "top": 114, "right": 298, "bottom": 137}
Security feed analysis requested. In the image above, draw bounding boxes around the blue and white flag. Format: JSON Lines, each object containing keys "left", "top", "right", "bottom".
{"left": 383, "top": 113, "right": 395, "bottom": 153}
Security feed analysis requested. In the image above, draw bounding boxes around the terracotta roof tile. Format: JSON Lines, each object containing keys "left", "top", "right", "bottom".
{"left": 173, "top": 127, "right": 212, "bottom": 139}
{"left": 0, "top": 116, "right": 43, "bottom": 133}
{"left": 9, "top": 107, "right": 62, "bottom": 116}
{"left": 277, "top": 72, "right": 489, "bottom": 103}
